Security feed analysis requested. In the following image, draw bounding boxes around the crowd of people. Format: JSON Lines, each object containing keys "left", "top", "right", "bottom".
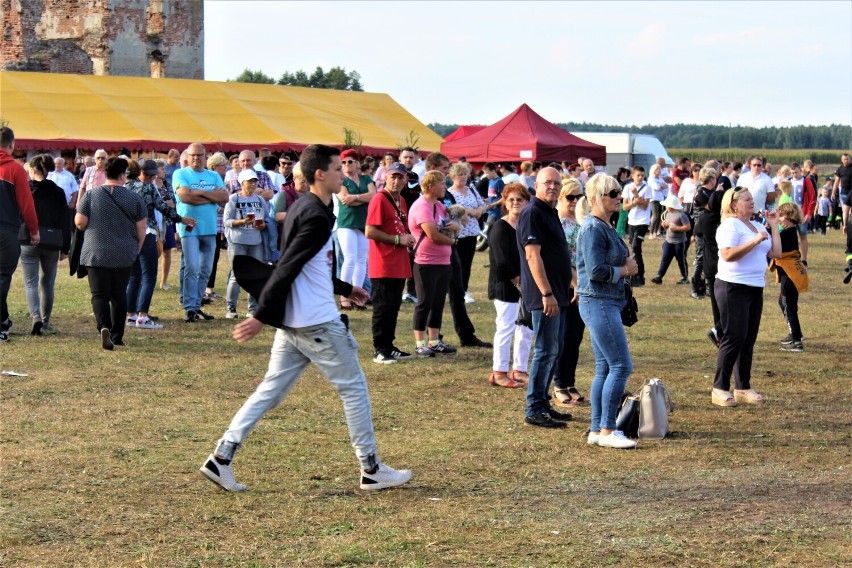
{"left": 2, "top": 124, "right": 851, "bottom": 486}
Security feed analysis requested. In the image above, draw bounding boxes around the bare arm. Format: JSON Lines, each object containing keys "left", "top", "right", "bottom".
{"left": 366, "top": 225, "right": 416, "bottom": 247}
{"left": 420, "top": 221, "right": 456, "bottom": 246}
{"left": 75, "top": 213, "right": 88, "bottom": 231}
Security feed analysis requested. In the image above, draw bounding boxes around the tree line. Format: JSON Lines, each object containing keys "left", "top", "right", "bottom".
{"left": 230, "top": 66, "right": 363, "bottom": 91}
{"left": 428, "top": 122, "right": 851, "bottom": 150}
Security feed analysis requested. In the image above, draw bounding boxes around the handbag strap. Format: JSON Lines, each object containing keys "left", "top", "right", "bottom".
{"left": 412, "top": 202, "right": 437, "bottom": 256}
{"left": 101, "top": 186, "right": 138, "bottom": 224}
{"left": 381, "top": 190, "right": 410, "bottom": 233}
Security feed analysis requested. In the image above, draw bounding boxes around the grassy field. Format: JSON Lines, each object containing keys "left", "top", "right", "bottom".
{"left": 2, "top": 229, "right": 850, "bottom": 567}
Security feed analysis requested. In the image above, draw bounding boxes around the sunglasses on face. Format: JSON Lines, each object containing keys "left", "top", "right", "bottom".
{"left": 343, "top": 160, "right": 358, "bottom": 165}
{"left": 564, "top": 194, "right": 582, "bottom": 202}
{"left": 602, "top": 189, "right": 621, "bottom": 199}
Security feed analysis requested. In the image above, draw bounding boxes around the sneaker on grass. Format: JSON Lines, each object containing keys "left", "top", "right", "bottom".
{"left": 429, "top": 341, "right": 457, "bottom": 355}
{"left": 135, "top": 317, "right": 163, "bottom": 329}
{"left": 781, "top": 341, "right": 804, "bottom": 352}
{"left": 414, "top": 344, "right": 435, "bottom": 357}
{"left": 199, "top": 454, "right": 246, "bottom": 491}
{"left": 225, "top": 309, "right": 239, "bottom": 319}
{"left": 373, "top": 350, "right": 397, "bottom": 365}
{"left": 359, "top": 463, "right": 412, "bottom": 490}
{"left": 389, "top": 346, "right": 412, "bottom": 359}
{"left": 597, "top": 430, "right": 636, "bottom": 449}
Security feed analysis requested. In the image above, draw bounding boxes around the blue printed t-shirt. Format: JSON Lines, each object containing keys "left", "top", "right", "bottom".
{"left": 173, "top": 167, "right": 226, "bottom": 237}
{"left": 486, "top": 177, "right": 505, "bottom": 220}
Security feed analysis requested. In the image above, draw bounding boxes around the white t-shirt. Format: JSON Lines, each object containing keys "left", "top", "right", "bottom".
{"left": 715, "top": 218, "right": 771, "bottom": 288}
{"left": 283, "top": 236, "right": 340, "bottom": 328}
{"left": 738, "top": 171, "right": 775, "bottom": 212}
{"left": 623, "top": 182, "right": 653, "bottom": 226}
{"left": 648, "top": 175, "right": 668, "bottom": 202}
{"left": 679, "top": 179, "right": 697, "bottom": 204}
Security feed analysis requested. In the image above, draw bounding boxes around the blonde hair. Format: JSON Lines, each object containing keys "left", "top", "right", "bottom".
{"left": 577, "top": 173, "right": 620, "bottom": 225}
{"left": 448, "top": 162, "right": 470, "bottom": 179}
{"left": 721, "top": 188, "right": 749, "bottom": 219}
{"left": 520, "top": 161, "right": 533, "bottom": 174}
{"left": 557, "top": 177, "right": 582, "bottom": 217}
{"left": 699, "top": 167, "right": 717, "bottom": 185}
{"left": 420, "top": 171, "right": 446, "bottom": 194}
{"left": 293, "top": 164, "right": 305, "bottom": 179}
{"left": 778, "top": 180, "right": 793, "bottom": 196}
{"left": 207, "top": 154, "right": 228, "bottom": 169}
{"left": 776, "top": 202, "right": 803, "bottom": 225}
{"left": 776, "top": 165, "right": 792, "bottom": 179}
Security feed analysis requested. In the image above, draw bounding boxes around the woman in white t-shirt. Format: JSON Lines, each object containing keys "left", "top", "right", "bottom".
{"left": 711, "top": 188, "right": 781, "bottom": 408}
{"left": 647, "top": 164, "right": 669, "bottom": 238}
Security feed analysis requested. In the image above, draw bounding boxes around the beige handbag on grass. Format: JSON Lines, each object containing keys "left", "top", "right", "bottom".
{"left": 637, "top": 378, "right": 674, "bottom": 440}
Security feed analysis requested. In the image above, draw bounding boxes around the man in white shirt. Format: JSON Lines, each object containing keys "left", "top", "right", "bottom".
{"left": 736, "top": 156, "right": 775, "bottom": 215}
{"left": 622, "top": 166, "right": 653, "bottom": 286}
{"left": 47, "top": 157, "right": 79, "bottom": 206}
{"left": 578, "top": 159, "right": 596, "bottom": 187}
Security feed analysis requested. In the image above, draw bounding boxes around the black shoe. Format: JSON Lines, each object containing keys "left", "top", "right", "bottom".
{"left": 547, "top": 407, "right": 573, "bottom": 421}
{"left": 631, "top": 277, "right": 645, "bottom": 287}
{"left": 389, "top": 346, "right": 413, "bottom": 359}
{"left": 0, "top": 318, "right": 11, "bottom": 332}
{"left": 184, "top": 311, "right": 199, "bottom": 323}
{"left": 460, "top": 336, "right": 493, "bottom": 348}
{"left": 524, "top": 411, "right": 567, "bottom": 428}
{"left": 100, "top": 328, "right": 114, "bottom": 350}
{"left": 196, "top": 309, "right": 215, "bottom": 321}
{"left": 31, "top": 321, "right": 43, "bottom": 336}
{"left": 650, "top": 276, "right": 663, "bottom": 285}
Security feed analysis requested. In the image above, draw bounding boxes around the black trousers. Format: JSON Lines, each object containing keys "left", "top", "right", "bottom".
{"left": 778, "top": 272, "right": 802, "bottom": 341}
{"left": 413, "top": 263, "right": 451, "bottom": 332}
{"left": 706, "top": 274, "right": 721, "bottom": 333}
{"left": 207, "top": 233, "right": 226, "bottom": 289}
{"left": 553, "top": 289, "right": 585, "bottom": 389}
{"left": 713, "top": 280, "right": 763, "bottom": 391}
{"left": 370, "top": 277, "right": 405, "bottom": 351}
{"left": 692, "top": 236, "right": 706, "bottom": 295}
{"left": 627, "top": 224, "right": 649, "bottom": 278}
{"left": 455, "top": 236, "right": 477, "bottom": 292}
{"left": 87, "top": 265, "right": 133, "bottom": 343}
{"left": 447, "top": 247, "right": 476, "bottom": 342}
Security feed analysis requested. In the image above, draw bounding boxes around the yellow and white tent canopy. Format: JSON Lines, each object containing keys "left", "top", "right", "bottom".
{"left": 0, "top": 70, "right": 443, "bottom": 154}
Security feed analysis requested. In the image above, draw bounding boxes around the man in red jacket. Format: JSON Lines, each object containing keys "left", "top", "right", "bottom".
{"left": 790, "top": 163, "right": 816, "bottom": 265}
{"left": 0, "top": 126, "right": 39, "bottom": 342}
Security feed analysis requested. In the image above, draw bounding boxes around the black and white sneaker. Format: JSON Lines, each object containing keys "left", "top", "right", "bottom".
{"left": 359, "top": 463, "right": 412, "bottom": 490}
{"left": 373, "top": 350, "right": 398, "bottom": 365}
{"left": 780, "top": 334, "right": 795, "bottom": 346}
{"left": 0, "top": 318, "right": 12, "bottom": 332}
{"left": 429, "top": 341, "right": 457, "bottom": 355}
{"left": 0, "top": 331, "right": 8, "bottom": 342}
{"left": 196, "top": 309, "right": 215, "bottom": 321}
{"left": 184, "top": 310, "right": 199, "bottom": 323}
{"left": 389, "top": 346, "right": 413, "bottom": 360}
{"left": 781, "top": 341, "right": 804, "bottom": 352}
{"left": 199, "top": 454, "right": 246, "bottom": 491}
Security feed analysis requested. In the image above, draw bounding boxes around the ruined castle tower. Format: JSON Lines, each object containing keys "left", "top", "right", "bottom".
{"left": 1, "top": 0, "right": 203, "bottom": 79}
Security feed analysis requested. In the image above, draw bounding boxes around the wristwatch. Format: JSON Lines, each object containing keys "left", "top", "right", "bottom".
{"left": 542, "top": 292, "right": 553, "bottom": 298}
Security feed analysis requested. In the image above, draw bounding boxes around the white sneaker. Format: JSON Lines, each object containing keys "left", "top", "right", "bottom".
{"left": 587, "top": 432, "right": 600, "bottom": 446}
{"left": 402, "top": 293, "right": 417, "bottom": 304}
{"left": 597, "top": 430, "right": 637, "bottom": 449}
{"left": 126, "top": 315, "right": 137, "bottom": 325}
{"left": 199, "top": 454, "right": 246, "bottom": 491}
{"left": 225, "top": 309, "right": 239, "bottom": 319}
{"left": 360, "top": 463, "right": 412, "bottom": 490}
{"left": 135, "top": 317, "right": 163, "bottom": 330}
{"left": 463, "top": 292, "right": 475, "bottom": 304}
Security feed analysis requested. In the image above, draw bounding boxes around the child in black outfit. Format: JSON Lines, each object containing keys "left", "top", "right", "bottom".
{"left": 770, "top": 203, "right": 809, "bottom": 352}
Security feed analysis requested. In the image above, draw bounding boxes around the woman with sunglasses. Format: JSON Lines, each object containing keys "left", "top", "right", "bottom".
{"left": 336, "top": 149, "right": 376, "bottom": 310}
{"left": 576, "top": 173, "right": 639, "bottom": 449}
{"left": 552, "top": 177, "right": 588, "bottom": 406}
{"left": 487, "top": 182, "right": 533, "bottom": 388}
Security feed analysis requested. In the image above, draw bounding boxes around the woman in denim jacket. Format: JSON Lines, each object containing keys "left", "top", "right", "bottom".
{"left": 576, "top": 174, "right": 639, "bottom": 449}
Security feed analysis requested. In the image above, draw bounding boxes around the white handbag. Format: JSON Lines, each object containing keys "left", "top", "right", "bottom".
{"left": 637, "top": 378, "right": 674, "bottom": 440}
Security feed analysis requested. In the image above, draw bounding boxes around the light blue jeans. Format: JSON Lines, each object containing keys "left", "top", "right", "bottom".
{"left": 579, "top": 296, "right": 633, "bottom": 432}
{"left": 20, "top": 245, "right": 60, "bottom": 326}
{"left": 226, "top": 242, "right": 264, "bottom": 313}
{"left": 180, "top": 234, "right": 216, "bottom": 312}
{"left": 218, "top": 318, "right": 379, "bottom": 470}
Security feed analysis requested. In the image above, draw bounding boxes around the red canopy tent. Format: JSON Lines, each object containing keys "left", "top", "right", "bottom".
{"left": 441, "top": 104, "right": 606, "bottom": 165}
{"left": 443, "top": 125, "right": 486, "bottom": 142}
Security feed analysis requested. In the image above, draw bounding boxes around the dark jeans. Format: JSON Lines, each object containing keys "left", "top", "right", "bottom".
{"left": 706, "top": 275, "right": 721, "bottom": 333}
{"left": 650, "top": 201, "right": 663, "bottom": 235}
{"left": 207, "top": 232, "right": 226, "bottom": 289}
{"left": 553, "top": 293, "right": 585, "bottom": 390}
{"left": 455, "top": 236, "right": 477, "bottom": 292}
{"left": 126, "top": 233, "right": 159, "bottom": 314}
{"left": 778, "top": 272, "right": 801, "bottom": 341}
{"left": 412, "top": 263, "right": 451, "bottom": 331}
{"left": 370, "top": 277, "right": 405, "bottom": 351}
{"left": 692, "top": 236, "right": 706, "bottom": 294}
{"left": 0, "top": 229, "right": 22, "bottom": 325}
{"left": 627, "top": 224, "right": 648, "bottom": 279}
{"left": 655, "top": 241, "right": 687, "bottom": 279}
{"left": 713, "top": 280, "right": 763, "bottom": 391}
{"left": 447, "top": 247, "right": 476, "bottom": 342}
{"left": 526, "top": 307, "right": 568, "bottom": 416}
{"left": 87, "top": 265, "right": 133, "bottom": 343}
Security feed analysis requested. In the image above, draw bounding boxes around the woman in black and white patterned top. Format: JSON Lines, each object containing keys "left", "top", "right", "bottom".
{"left": 75, "top": 157, "right": 147, "bottom": 350}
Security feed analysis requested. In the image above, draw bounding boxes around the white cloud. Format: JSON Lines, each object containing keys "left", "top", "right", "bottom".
{"left": 692, "top": 26, "right": 768, "bottom": 46}
{"left": 625, "top": 23, "right": 666, "bottom": 57}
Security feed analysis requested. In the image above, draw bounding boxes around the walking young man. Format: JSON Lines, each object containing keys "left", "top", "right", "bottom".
{"left": 200, "top": 144, "right": 411, "bottom": 492}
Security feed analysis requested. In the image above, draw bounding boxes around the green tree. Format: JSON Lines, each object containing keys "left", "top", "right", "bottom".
{"left": 229, "top": 69, "right": 275, "bottom": 84}
{"left": 277, "top": 66, "right": 364, "bottom": 91}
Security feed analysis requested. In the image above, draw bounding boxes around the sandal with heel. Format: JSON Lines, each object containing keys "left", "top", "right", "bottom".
{"left": 554, "top": 387, "right": 589, "bottom": 407}
{"left": 489, "top": 371, "right": 522, "bottom": 389}
{"left": 508, "top": 370, "right": 529, "bottom": 386}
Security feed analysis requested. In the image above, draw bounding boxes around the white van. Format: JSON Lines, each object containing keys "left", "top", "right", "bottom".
{"left": 572, "top": 132, "right": 674, "bottom": 174}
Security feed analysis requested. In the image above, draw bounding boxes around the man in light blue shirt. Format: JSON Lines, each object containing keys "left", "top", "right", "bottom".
{"left": 174, "top": 143, "right": 229, "bottom": 322}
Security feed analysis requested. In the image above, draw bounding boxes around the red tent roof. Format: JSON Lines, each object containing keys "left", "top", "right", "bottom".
{"left": 441, "top": 104, "right": 606, "bottom": 164}
{"left": 443, "top": 125, "right": 487, "bottom": 142}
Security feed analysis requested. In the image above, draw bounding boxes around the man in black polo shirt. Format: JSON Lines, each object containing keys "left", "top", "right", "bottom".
{"left": 516, "top": 167, "right": 574, "bottom": 428}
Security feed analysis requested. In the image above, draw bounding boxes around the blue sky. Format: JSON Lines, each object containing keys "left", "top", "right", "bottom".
{"left": 205, "top": 1, "right": 852, "bottom": 128}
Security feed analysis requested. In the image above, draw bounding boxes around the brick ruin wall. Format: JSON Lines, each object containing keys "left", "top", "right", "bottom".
{"left": 1, "top": 0, "right": 203, "bottom": 79}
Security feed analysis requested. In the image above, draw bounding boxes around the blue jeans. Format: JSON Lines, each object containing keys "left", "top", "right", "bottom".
{"left": 579, "top": 296, "right": 633, "bottom": 432}
{"left": 180, "top": 234, "right": 216, "bottom": 312}
{"left": 20, "top": 245, "right": 60, "bottom": 325}
{"left": 126, "top": 233, "right": 159, "bottom": 314}
{"left": 526, "top": 307, "right": 568, "bottom": 417}
{"left": 217, "top": 318, "right": 379, "bottom": 470}
{"left": 226, "top": 242, "right": 264, "bottom": 313}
